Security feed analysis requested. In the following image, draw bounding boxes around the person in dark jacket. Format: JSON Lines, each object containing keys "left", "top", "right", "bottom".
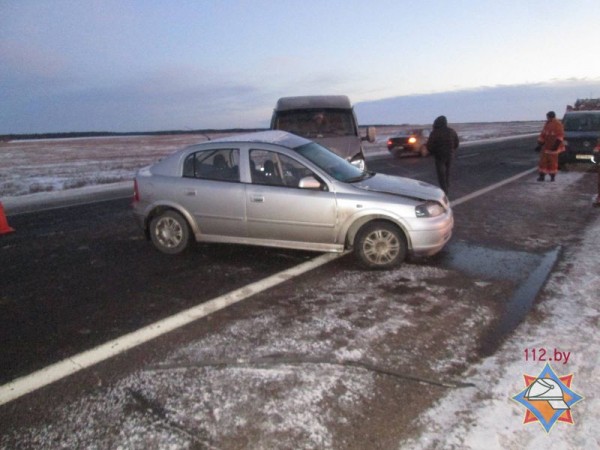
{"left": 426, "top": 115, "right": 459, "bottom": 195}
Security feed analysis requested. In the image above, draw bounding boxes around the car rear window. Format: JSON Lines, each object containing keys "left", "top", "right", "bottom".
{"left": 564, "top": 113, "right": 600, "bottom": 132}
{"left": 183, "top": 148, "right": 240, "bottom": 182}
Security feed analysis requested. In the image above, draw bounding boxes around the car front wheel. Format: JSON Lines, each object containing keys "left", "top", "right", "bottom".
{"left": 149, "top": 210, "right": 191, "bottom": 254}
{"left": 354, "top": 221, "right": 407, "bottom": 269}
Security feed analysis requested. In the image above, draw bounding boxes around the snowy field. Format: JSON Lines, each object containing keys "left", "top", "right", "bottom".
{"left": 0, "top": 122, "right": 542, "bottom": 198}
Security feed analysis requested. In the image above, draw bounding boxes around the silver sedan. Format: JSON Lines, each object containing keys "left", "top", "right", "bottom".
{"left": 132, "top": 131, "right": 453, "bottom": 269}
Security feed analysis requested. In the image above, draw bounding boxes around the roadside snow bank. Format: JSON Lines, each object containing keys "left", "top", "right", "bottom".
{"left": 400, "top": 213, "right": 600, "bottom": 449}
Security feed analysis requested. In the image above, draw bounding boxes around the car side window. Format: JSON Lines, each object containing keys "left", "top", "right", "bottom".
{"left": 249, "top": 150, "right": 315, "bottom": 188}
{"left": 183, "top": 149, "right": 240, "bottom": 182}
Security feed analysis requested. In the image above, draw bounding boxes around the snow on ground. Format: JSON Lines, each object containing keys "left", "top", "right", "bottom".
{"left": 0, "top": 133, "right": 228, "bottom": 197}
{"left": 374, "top": 121, "right": 541, "bottom": 144}
{"left": 0, "top": 123, "right": 541, "bottom": 198}
{"left": 400, "top": 212, "right": 600, "bottom": 450}
{"left": 3, "top": 212, "right": 598, "bottom": 448}
{"left": 4, "top": 263, "right": 478, "bottom": 448}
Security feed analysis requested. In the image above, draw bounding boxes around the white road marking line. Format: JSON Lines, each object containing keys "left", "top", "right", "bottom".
{"left": 0, "top": 253, "right": 341, "bottom": 406}
{"left": 451, "top": 167, "right": 537, "bottom": 206}
{"left": 0, "top": 166, "right": 537, "bottom": 406}
{"left": 457, "top": 152, "right": 481, "bottom": 159}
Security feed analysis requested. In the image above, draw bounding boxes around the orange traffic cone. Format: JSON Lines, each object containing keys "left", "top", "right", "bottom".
{"left": 0, "top": 202, "right": 14, "bottom": 234}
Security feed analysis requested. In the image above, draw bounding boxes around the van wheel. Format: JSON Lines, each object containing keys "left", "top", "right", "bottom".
{"left": 149, "top": 210, "right": 191, "bottom": 254}
{"left": 354, "top": 221, "right": 407, "bottom": 269}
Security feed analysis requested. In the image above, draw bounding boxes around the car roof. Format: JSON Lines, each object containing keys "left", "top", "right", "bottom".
{"left": 563, "top": 110, "right": 600, "bottom": 116}
{"left": 148, "top": 131, "right": 312, "bottom": 176}
{"left": 275, "top": 95, "right": 352, "bottom": 111}
{"left": 210, "top": 130, "right": 310, "bottom": 149}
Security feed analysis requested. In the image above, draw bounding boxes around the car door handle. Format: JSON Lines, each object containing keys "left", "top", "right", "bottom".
{"left": 251, "top": 195, "right": 265, "bottom": 203}
{"left": 185, "top": 190, "right": 196, "bottom": 196}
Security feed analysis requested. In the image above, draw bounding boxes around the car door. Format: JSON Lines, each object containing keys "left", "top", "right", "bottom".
{"left": 178, "top": 148, "right": 247, "bottom": 238}
{"left": 246, "top": 148, "right": 337, "bottom": 244}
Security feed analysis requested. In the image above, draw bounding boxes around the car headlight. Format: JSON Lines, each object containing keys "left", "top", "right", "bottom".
{"left": 415, "top": 201, "right": 445, "bottom": 218}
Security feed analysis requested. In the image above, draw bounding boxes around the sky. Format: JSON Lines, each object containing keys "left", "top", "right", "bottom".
{"left": 1, "top": 0, "right": 600, "bottom": 134}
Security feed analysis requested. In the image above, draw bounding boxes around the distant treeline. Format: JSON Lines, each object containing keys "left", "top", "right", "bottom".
{"left": 1, "top": 121, "right": 541, "bottom": 142}
{"left": 0, "top": 128, "right": 268, "bottom": 142}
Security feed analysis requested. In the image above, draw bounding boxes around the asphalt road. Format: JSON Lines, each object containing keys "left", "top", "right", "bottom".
{"left": 0, "top": 135, "right": 590, "bottom": 385}
{"left": 2, "top": 135, "right": 600, "bottom": 447}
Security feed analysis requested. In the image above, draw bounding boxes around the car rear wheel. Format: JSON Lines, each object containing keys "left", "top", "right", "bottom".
{"left": 354, "top": 221, "right": 407, "bottom": 269}
{"left": 149, "top": 210, "right": 191, "bottom": 254}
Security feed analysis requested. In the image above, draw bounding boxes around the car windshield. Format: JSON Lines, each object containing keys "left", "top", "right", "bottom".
{"left": 274, "top": 109, "right": 355, "bottom": 138}
{"left": 564, "top": 114, "right": 600, "bottom": 132}
{"left": 293, "top": 142, "right": 370, "bottom": 183}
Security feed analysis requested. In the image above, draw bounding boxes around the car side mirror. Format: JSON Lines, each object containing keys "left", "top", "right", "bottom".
{"left": 299, "top": 176, "right": 323, "bottom": 190}
{"left": 362, "top": 126, "right": 376, "bottom": 143}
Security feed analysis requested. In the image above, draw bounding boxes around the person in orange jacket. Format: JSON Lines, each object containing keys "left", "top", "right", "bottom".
{"left": 593, "top": 139, "right": 600, "bottom": 207}
{"left": 535, "top": 111, "right": 564, "bottom": 181}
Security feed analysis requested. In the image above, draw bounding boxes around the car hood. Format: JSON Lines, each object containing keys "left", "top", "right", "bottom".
{"left": 352, "top": 173, "right": 445, "bottom": 203}
{"left": 313, "top": 135, "right": 361, "bottom": 159}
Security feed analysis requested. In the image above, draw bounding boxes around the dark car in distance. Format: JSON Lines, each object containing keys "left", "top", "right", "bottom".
{"left": 387, "top": 129, "right": 430, "bottom": 158}
{"left": 559, "top": 110, "right": 600, "bottom": 167}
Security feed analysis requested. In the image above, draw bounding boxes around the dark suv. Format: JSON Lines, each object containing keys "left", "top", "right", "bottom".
{"left": 559, "top": 111, "right": 600, "bottom": 166}
{"left": 270, "top": 95, "right": 375, "bottom": 171}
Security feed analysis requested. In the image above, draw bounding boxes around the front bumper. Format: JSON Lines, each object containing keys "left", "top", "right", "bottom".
{"left": 559, "top": 149, "right": 595, "bottom": 164}
{"left": 409, "top": 212, "right": 454, "bottom": 257}
{"left": 388, "top": 143, "right": 417, "bottom": 152}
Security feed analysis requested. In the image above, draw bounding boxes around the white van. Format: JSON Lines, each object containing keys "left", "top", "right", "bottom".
{"left": 270, "top": 95, "right": 375, "bottom": 171}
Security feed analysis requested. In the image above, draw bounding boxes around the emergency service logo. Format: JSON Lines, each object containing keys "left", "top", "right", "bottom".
{"left": 512, "top": 363, "right": 583, "bottom": 432}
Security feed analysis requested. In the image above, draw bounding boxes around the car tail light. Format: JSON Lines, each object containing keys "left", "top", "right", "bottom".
{"left": 408, "top": 136, "right": 417, "bottom": 144}
{"left": 387, "top": 139, "right": 392, "bottom": 146}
